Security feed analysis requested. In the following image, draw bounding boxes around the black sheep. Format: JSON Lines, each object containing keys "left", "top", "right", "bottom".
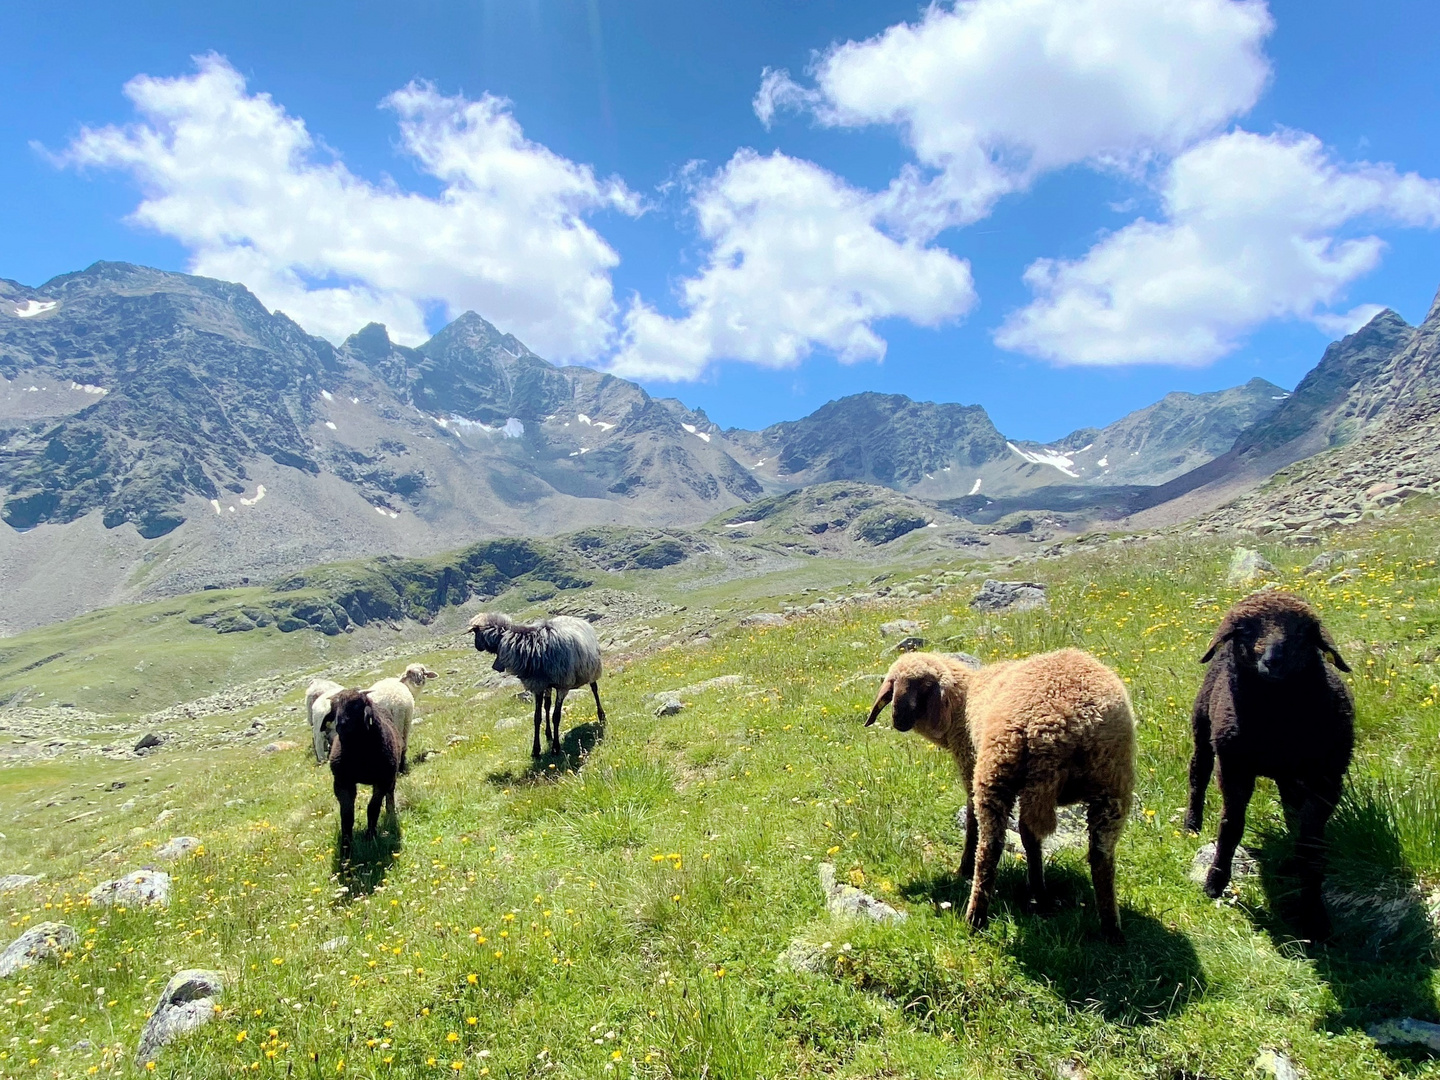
{"left": 1186, "top": 591, "right": 1354, "bottom": 938}
{"left": 328, "top": 688, "right": 404, "bottom": 857}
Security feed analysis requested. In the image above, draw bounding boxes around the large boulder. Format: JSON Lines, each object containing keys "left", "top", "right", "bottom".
{"left": 156, "top": 837, "right": 202, "bottom": 861}
{"left": 0, "top": 922, "right": 78, "bottom": 978}
{"left": 135, "top": 969, "right": 226, "bottom": 1064}
{"left": 1227, "top": 548, "right": 1276, "bottom": 587}
{"left": 88, "top": 870, "right": 171, "bottom": 908}
{"left": 970, "top": 580, "right": 1049, "bottom": 614}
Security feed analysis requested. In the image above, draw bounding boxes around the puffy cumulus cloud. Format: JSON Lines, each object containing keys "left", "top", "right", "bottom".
{"left": 995, "top": 130, "right": 1440, "bottom": 365}
{"left": 52, "top": 54, "right": 638, "bottom": 354}
{"left": 609, "top": 150, "right": 976, "bottom": 382}
{"left": 761, "top": 0, "right": 1273, "bottom": 238}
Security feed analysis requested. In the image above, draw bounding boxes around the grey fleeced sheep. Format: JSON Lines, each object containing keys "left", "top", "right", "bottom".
{"left": 327, "top": 688, "right": 404, "bottom": 858}
{"left": 469, "top": 613, "right": 606, "bottom": 758}
{"left": 1187, "top": 591, "right": 1354, "bottom": 939}
{"left": 867, "top": 649, "right": 1137, "bottom": 941}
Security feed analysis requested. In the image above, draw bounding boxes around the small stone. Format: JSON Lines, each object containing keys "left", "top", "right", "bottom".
{"left": 1326, "top": 569, "right": 1357, "bottom": 585}
{"left": 0, "top": 875, "right": 41, "bottom": 892}
{"left": 1189, "top": 841, "right": 1258, "bottom": 885}
{"left": 446, "top": 734, "right": 469, "bottom": 746}
{"left": 1055, "top": 1061, "right": 1089, "bottom": 1080}
{"left": 493, "top": 717, "right": 522, "bottom": 733}
{"left": 88, "top": 870, "right": 171, "bottom": 908}
{"left": 942, "top": 652, "right": 984, "bottom": 670}
{"left": 654, "top": 694, "right": 685, "bottom": 717}
{"left": 893, "top": 636, "right": 925, "bottom": 653}
{"left": 739, "top": 612, "right": 787, "bottom": 628}
{"left": 133, "top": 732, "right": 163, "bottom": 753}
{"left": 879, "top": 620, "right": 922, "bottom": 637}
{"left": 155, "top": 808, "right": 178, "bottom": 825}
{"left": 776, "top": 937, "right": 830, "bottom": 975}
{"left": 969, "top": 580, "right": 1049, "bottom": 613}
{"left": 1304, "top": 551, "right": 1346, "bottom": 575}
{"left": 156, "top": 837, "right": 201, "bottom": 861}
{"left": 1367, "top": 1017, "right": 1440, "bottom": 1053}
{"left": 1254, "top": 1049, "right": 1303, "bottom": 1080}
{"left": 320, "top": 936, "right": 349, "bottom": 952}
{"left": 818, "top": 863, "right": 905, "bottom": 922}
{"left": 656, "top": 674, "right": 746, "bottom": 698}
{"left": 262, "top": 740, "right": 299, "bottom": 754}
{"left": 1227, "top": 548, "right": 1277, "bottom": 586}
{"left": 0, "top": 922, "right": 78, "bottom": 978}
{"left": 135, "top": 970, "right": 225, "bottom": 1064}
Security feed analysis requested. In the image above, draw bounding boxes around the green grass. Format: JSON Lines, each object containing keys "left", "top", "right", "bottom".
{"left": 2, "top": 508, "right": 1439, "bottom": 1078}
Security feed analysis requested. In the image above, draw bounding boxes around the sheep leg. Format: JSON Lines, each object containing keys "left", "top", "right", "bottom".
{"left": 1087, "top": 796, "right": 1129, "bottom": 943}
{"left": 1017, "top": 820, "right": 1050, "bottom": 912}
{"left": 531, "top": 692, "right": 545, "bottom": 758}
{"left": 1184, "top": 703, "right": 1213, "bottom": 833}
{"left": 364, "top": 786, "right": 385, "bottom": 842}
{"left": 550, "top": 688, "right": 568, "bottom": 754}
{"left": 1292, "top": 780, "right": 1340, "bottom": 940}
{"left": 965, "top": 784, "right": 1017, "bottom": 932}
{"left": 334, "top": 779, "right": 357, "bottom": 859}
{"left": 1205, "top": 760, "right": 1255, "bottom": 899}
{"left": 959, "top": 797, "right": 978, "bottom": 879}
{"left": 590, "top": 681, "right": 606, "bottom": 730}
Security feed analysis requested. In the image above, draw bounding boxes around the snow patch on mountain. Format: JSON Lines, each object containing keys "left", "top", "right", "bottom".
{"left": 13, "top": 300, "right": 57, "bottom": 318}
{"left": 1007, "top": 442, "right": 1079, "bottom": 478}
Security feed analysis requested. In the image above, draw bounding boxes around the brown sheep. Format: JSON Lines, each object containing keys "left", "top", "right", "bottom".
{"left": 328, "top": 688, "right": 404, "bottom": 858}
{"left": 867, "top": 649, "right": 1137, "bottom": 941}
{"left": 1187, "top": 591, "right": 1353, "bottom": 939}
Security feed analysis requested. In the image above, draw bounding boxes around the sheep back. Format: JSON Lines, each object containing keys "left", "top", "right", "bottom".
{"left": 496, "top": 616, "right": 603, "bottom": 690}
{"left": 363, "top": 678, "right": 417, "bottom": 746}
{"left": 306, "top": 678, "right": 344, "bottom": 764}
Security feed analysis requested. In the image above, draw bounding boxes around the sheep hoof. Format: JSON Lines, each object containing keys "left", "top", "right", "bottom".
{"left": 964, "top": 907, "right": 989, "bottom": 933}
{"left": 1100, "top": 923, "right": 1125, "bottom": 945}
{"left": 1182, "top": 814, "right": 1202, "bottom": 834}
{"left": 1202, "top": 867, "right": 1231, "bottom": 899}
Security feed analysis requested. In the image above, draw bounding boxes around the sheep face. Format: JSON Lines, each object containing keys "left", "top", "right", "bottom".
{"left": 1201, "top": 593, "right": 1349, "bottom": 679}
{"left": 401, "top": 663, "right": 438, "bottom": 689}
{"left": 867, "top": 655, "right": 952, "bottom": 739}
{"left": 468, "top": 613, "right": 511, "bottom": 654}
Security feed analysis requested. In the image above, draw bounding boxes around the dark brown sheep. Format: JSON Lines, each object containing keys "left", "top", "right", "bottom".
{"left": 1186, "top": 591, "right": 1354, "bottom": 938}
{"left": 328, "top": 688, "right": 404, "bottom": 858}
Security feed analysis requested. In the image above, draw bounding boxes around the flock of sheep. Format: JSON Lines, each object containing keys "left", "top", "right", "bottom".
{"left": 306, "top": 591, "right": 1354, "bottom": 942}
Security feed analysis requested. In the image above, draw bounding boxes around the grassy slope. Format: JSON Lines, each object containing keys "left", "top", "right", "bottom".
{"left": 2, "top": 508, "right": 1439, "bottom": 1079}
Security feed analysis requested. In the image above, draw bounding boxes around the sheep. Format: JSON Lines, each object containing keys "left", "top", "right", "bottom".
{"left": 1186, "top": 591, "right": 1354, "bottom": 939}
{"left": 327, "top": 688, "right": 404, "bottom": 858}
{"left": 306, "top": 678, "right": 344, "bottom": 765}
{"left": 468, "top": 612, "right": 606, "bottom": 758}
{"left": 364, "top": 663, "right": 437, "bottom": 772}
{"left": 867, "top": 649, "right": 1136, "bottom": 941}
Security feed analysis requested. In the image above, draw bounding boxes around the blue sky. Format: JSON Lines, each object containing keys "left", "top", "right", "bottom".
{"left": 3, "top": 1, "right": 1439, "bottom": 440}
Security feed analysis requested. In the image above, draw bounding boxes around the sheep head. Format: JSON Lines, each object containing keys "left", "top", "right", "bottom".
{"left": 401, "top": 663, "right": 438, "bottom": 689}
{"left": 866, "top": 652, "right": 961, "bottom": 739}
{"left": 329, "top": 688, "right": 376, "bottom": 739}
{"left": 1200, "top": 591, "right": 1350, "bottom": 678}
{"left": 468, "top": 612, "right": 513, "bottom": 654}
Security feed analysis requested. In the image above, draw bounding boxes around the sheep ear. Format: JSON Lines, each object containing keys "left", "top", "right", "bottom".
{"left": 1199, "top": 624, "right": 1233, "bottom": 663}
{"left": 866, "top": 678, "right": 894, "bottom": 726}
{"left": 423, "top": 667, "right": 438, "bottom": 680}
{"left": 1317, "top": 624, "right": 1350, "bottom": 672}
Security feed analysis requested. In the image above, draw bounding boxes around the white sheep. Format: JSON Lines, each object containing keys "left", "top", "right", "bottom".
{"left": 364, "top": 663, "right": 437, "bottom": 771}
{"left": 307, "top": 678, "right": 345, "bottom": 765}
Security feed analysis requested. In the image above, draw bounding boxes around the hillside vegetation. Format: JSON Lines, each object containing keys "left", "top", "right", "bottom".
{"left": 2, "top": 506, "right": 1439, "bottom": 1078}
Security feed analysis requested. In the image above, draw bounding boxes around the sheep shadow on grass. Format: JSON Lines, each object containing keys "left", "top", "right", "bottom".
{"left": 903, "top": 860, "right": 1206, "bottom": 1024}
{"left": 1246, "top": 780, "right": 1439, "bottom": 1043}
{"left": 330, "top": 813, "right": 402, "bottom": 898}
{"left": 485, "top": 719, "right": 607, "bottom": 787}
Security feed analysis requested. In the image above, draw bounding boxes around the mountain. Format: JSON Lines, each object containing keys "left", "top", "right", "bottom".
{"left": 5, "top": 258, "right": 1401, "bottom": 634}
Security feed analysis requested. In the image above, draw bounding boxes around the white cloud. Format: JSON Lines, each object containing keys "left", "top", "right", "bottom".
{"left": 995, "top": 130, "right": 1440, "bottom": 364}
{"left": 52, "top": 54, "right": 638, "bottom": 355}
{"left": 763, "top": 0, "right": 1273, "bottom": 237}
{"left": 1311, "top": 303, "right": 1387, "bottom": 338}
{"left": 608, "top": 149, "right": 976, "bottom": 381}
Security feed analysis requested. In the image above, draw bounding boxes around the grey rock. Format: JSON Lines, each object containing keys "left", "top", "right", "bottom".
{"left": 133, "top": 732, "right": 163, "bottom": 753}
{"left": 656, "top": 674, "right": 745, "bottom": 698}
{"left": 969, "top": 580, "right": 1049, "bottom": 613}
{"left": 818, "top": 863, "right": 905, "bottom": 922}
{"left": 156, "top": 837, "right": 201, "bottom": 861}
{"left": 893, "top": 636, "right": 925, "bottom": 653}
{"left": 1254, "top": 1049, "right": 1303, "bottom": 1080}
{"left": 956, "top": 804, "right": 1087, "bottom": 856}
{"left": 445, "top": 734, "right": 468, "bottom": 746}
{"left": 135, "top": 969, "right": 225, "bottom": 1064}
{"left": 653, "top": 694, "right": 685, "bottom": 717}
{"left": 1055, "top": 1061, "right": 1089, "bottom": 1080}
{"left": 0, "top": 874, "right": 41, "bottom": 891}
{"left": 493, "top": 717, "right": 522, "bottom": 733}
{"left": 0, "top": 922, "right": 78, "bottom": 978}
{"left": 941, "top": 652, "right": 984, "bottom": 671}
{"left": 1367, "top": 1017, "right": 1440, "bottom": 1052}
{"left": 1189, "top": 841, "right": 1258, "bottom": 886}
{"left": 1227, "top": 548, "right": 1277, "bottom": 586}
{"left": 879, "top": 620, "right": 922, "bottom": 637}
{"left": 320, "top": 936, "right": 349, "bottom": 952}
{"left": 155, "top": 808, "right": 179, "bottom": 825}
{"left": 87, "top": 869, "right": 171, "bottom": 907}
{"left": 776, "top": 937, "right": 830, "bottom": 975}
{"left": 739, "top": 612, "right": 786, "bottom": 628}
{"left": 1304, "top": 551, "right": 1347, "bottom": 575}
{"left": 1326, "top": 569, "right": 1357, "bottom": 585}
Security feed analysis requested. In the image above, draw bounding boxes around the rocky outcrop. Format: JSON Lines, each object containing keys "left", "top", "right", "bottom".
{"left": 135, "top": 970, "right": 225, "bottom": 1064}
{"left": 970, "top": 580, "right": 1049, "bottom": 613}
{"left": 0, "top": 922, "right": 77, "bottom": 977}
{"left": 88, "top": 870, "right": 171, "bottom": 907}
